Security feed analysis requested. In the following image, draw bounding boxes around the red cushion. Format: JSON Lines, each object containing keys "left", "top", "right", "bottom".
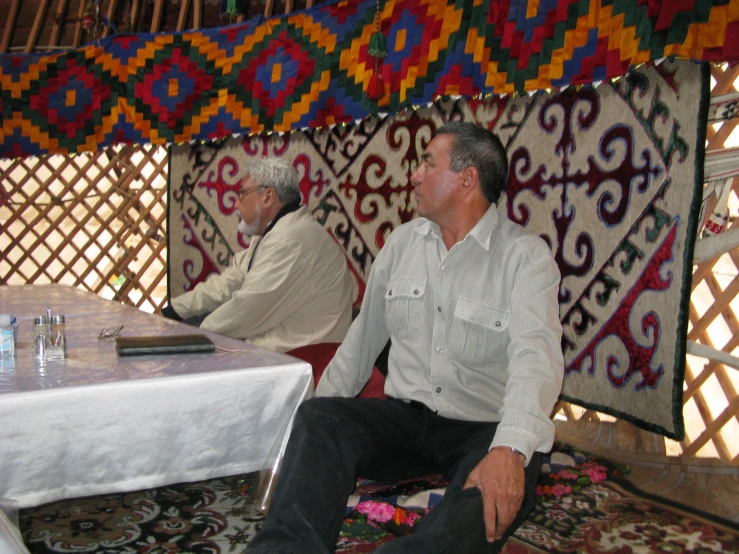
{"left": 286, "top": 342, "right": 386, "bottom": 399}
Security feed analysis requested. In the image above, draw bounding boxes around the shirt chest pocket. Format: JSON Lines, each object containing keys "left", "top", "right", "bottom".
{"left": 448, "top": 296, "right": 510, "bottom": 367}
{"left": 384, "top": 278, "right": 426, "bottom": 340}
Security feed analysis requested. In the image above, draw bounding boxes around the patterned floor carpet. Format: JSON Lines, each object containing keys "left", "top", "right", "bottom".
{"left": 19, "top": 444, "right": 739, "bottom": 553}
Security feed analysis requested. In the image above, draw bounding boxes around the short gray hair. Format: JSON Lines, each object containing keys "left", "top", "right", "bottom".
{"left": 436, "top": 122, "right": 509, "bottom": 204}
{"left": 244, "top": 158, "right": 302, "bottom": 205}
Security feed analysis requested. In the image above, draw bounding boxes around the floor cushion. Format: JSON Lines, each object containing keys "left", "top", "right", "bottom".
{"left": 286, "top": 342, "right": 386, "bottom": 399}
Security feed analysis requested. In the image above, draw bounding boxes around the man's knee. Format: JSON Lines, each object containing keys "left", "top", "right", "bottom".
{"left": 295, "top": 397, "right": 347, "bottom": 426}
{"left": 291, "top": 397, "right": 363, "bottom": 445}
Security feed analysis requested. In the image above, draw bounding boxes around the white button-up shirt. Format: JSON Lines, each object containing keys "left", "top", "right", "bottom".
{"left": 317, "top": 204, "right": 564, "bottom": 462}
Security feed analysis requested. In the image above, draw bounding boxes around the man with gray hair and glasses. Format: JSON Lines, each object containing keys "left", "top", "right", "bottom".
{"left": 163, "top": 158, "right": 354, "bottom": 353}
{"left": 248, "top": 122, "right": 563, "bottom": 553}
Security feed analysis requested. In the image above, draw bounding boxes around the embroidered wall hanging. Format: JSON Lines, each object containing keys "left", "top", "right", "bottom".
{"left": 168, "top": 59, "right": 707, "bottom": 439}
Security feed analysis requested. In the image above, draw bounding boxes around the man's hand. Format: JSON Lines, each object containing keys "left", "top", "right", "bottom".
{"left": 463, "top": 446, "right": 525, "bottom": 542}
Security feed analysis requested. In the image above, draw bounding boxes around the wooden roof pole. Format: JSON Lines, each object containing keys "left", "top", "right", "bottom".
{"left": 285, "top": 0, "right": 294, "bottom": 14}
{"left": 49, "top": 0, "right": 71, "bottom": 48}
{"left": 150, "top": 0, "right": 165, "bottom": 33}
{"left": 103, "top": 0, "right": 119, "bottom": 38}
{"left": 130, "top": 0, "right": 141, "bottom": 32}
{"left": 264, "top": 0, "right": 274, "bottom": 17}
{"left": 72, "top": 0, "right": 87, "bottom": 47}
{"left": 1, "top": 0, "right": 21, "bottom": 53}
{"left": 177, "top": 0, "right": 191, "bottom": 32}
{"left": 193, "top": 0, "right": 203, "bottom": 30}
{"left": 24, "top": 0, "right": 50, "bottom": 53}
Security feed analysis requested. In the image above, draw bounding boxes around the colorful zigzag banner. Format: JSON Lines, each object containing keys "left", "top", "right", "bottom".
{"left": 1, "top": 0, "right": 738, "bottom": 158}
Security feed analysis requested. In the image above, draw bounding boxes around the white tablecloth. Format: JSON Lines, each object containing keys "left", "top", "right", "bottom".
{"left": 0, "top": 284, "right": 313, "bottom": 509}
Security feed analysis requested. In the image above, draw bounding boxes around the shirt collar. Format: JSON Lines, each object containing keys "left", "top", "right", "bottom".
{"left": 467, "top": 204, "right": 499, "bottom": 250}
{"left": 412, "top": 204, "right": 499, "bottom": 250}
{"left": 413, "top": 218, "right": 435, "bottom": 237}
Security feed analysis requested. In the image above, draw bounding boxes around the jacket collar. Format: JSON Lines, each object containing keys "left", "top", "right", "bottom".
{"left": 262, "top": 200, "right": 302, "bottom": 237}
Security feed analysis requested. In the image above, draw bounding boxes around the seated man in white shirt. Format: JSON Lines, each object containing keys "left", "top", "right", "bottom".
{"left": 162, "top": 158, "right": 354, "bottom": 353}
{"left": 247, "top": 122, "right": 564, "bottom": 553}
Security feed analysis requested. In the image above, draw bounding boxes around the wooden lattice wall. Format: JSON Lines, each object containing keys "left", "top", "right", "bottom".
{"left": 0, "top": 145, "right": 168, "bottom": 313}
{"left": 1, "top": 0, "right": 737, "bottom": 466}
{"left": 681, "top": 64, "right": 739, "bottom": 465}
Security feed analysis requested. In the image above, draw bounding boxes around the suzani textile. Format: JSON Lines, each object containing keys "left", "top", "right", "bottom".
{"left": 168, "top": 59, "right": 707, "bottom": 439}
{"left": 1, "top": 0, "right": 735, "bottom": 158}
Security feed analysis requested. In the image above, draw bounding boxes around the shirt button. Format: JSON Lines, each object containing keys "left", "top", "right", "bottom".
{"left": 495, "top": 321, "right": 501, "bottom": 327}
{"left": 414, "top": 289, "right": 419, "bottom": 295}
{"left": 441, "top": 265, "right": 448, "bottom": 271}
{"left": 436, "top": 346, "right": 443, "bottom": 353}
{"left": 436, "top": 387, "right": 442, "bottom": 393}
{"left": 388, "top": 290, "right": 392, "bottom": 296}
{"left": 437, "top": 306, "right": 442, "bottom": 312}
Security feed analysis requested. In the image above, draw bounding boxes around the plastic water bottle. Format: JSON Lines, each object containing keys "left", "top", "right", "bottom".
{"left": 0, "top": 324, "right": 14, "bottom": 359}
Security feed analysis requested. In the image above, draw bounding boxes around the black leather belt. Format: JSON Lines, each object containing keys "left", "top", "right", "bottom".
{"left": 388, "top": 396, "right": 435, "bottom": 413}
{"left": 408, "top": 399, "right": 430, "bottom": 411}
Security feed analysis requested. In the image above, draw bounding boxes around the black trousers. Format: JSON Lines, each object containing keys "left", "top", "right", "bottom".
{"left": 247, "top": 397, "right": 541, "bottom": 553}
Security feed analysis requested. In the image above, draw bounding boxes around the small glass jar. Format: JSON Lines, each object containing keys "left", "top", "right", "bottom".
{"left": 33, "top": 316, "right": 50, "bottom": 359}
{"left": 47, "top": 315, "right": 67, "bottom": 360}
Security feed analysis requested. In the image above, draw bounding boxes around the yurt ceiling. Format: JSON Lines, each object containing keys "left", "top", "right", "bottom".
{"left": 0, "top": 0, "right": 330, "bottom": 54}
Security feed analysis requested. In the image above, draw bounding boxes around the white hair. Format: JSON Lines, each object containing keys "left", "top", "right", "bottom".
{"left": 244, "top": 158, "right": 302, "bottom": 204}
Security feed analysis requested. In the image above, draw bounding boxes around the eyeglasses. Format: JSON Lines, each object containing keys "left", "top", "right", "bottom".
{"left": 238, "top": 184, "right": 266, "bottom": 199}
{"left": 98, "top": 325, "right": 124, "bottom": 340}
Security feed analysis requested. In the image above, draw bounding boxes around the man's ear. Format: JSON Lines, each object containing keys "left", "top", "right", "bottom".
{"left": 262, "top": 186, "right": 277, "bottom": 206}
{"left": 459, "top": 167, "right": 479, "bottom": 195}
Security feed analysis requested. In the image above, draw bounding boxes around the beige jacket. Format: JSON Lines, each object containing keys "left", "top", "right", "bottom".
{"left": 172, "top": 206, "right": 354, "bottom": 352}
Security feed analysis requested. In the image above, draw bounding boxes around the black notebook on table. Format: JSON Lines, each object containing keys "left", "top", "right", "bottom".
{"left": 115, "top": 334, "right": 216, "bottom": 356}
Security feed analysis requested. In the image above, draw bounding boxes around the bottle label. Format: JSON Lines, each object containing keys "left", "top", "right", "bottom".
{"left": 0, "top": 326, "right": 15, "bottom": 357}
